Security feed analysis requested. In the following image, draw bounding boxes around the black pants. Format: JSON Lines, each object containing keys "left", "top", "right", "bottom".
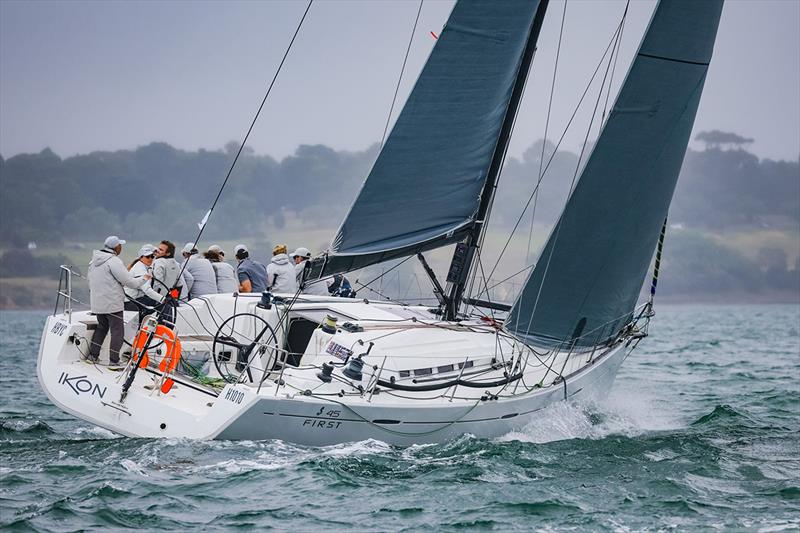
{"left": 88, "top": 311, "right": 125, "bottom": 364}
{"left": 124, "top": 296, "right": 159, "bottom": 324}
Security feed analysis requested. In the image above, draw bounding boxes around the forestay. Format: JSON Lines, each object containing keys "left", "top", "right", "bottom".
{"left": 506, "top": 0, "right": 724, "bottom": 348}
{"left": 308, "top": 0, "right": 543, "bottom": 278}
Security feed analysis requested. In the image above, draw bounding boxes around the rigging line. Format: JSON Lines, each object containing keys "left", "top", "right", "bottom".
{"left": 477, "top": 8, "right": 628, "bottom": 301}
{"left": 466, "top": 255, "right": 497, "bottom": 320}
{"left": 379, "top": 0, "right": 424, "bottom": 149}
{"left": 356, "top": 254, "right": 413, "bottom": 292}
{"left": 602, "top": 0, "right": 629, "bottom": 124}
{"left": 174, "top": 0, "right": 314, "bottom": 289}
{"left": 527, "top": 0, "right": 568, "bottom": 264}
{"left": 354, "top": 282, "right": 405, "bottom": 304}
{"left": 521, "top": 4, "right": 626, "bottom": 340}
{"left": 487, "top": 263, "right": 534, "bottom": 293}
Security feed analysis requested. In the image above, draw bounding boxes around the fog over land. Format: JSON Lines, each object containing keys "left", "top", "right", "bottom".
{"left": 1, "top": 135, "right": 797, "bottom": 308}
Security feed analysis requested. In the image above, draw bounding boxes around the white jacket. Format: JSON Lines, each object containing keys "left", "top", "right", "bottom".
{"left": 212, "top": 261, "right": 238, "bottom": 294}
{"left": 267, "top": 253, "right": 298, "bottom": 294}
{"left": 151, "top": 257, "right": 191, "bottom": 299}
{"left": 124, "top": 261, "right": 154, "bottom": 300}
{"left": 296, "top": 260, "right": 331, "bottom": 296}
{"left": 88, "top": 249, "right": 161, "bottom": 314}
{"left": 182, "top": 255, "right": 218, "bottom": 298}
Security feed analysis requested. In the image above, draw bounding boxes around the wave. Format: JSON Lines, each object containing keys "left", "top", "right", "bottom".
{"left": 0, "top": 418, "right": 55, "bottom": 438}
{"left": 691, "top": 404, "right": 746, "bottom": 426}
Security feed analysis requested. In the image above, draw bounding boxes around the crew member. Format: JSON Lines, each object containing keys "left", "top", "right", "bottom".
{"left": 234, "top": 244, "right": 267, "bottom": 293}
{"left": 267, "top": 244, "right": 298, "bottom": 294}
{"left": 292, "top": 247, "right": 329, "bottom": 296}
{"left": 87, "top": 236, "right": 162, "bottom": 367}
{"left": 124, "top": 243, "right": 161, "bottom": 322}
{"left": 205, "top": 248, "right": 238, "bottom": 294}
{"left": 181, "top": 242, "right": 218, "bottom": 298}
{"left": 152, "top": 240, "right": 190, "bottom": 325}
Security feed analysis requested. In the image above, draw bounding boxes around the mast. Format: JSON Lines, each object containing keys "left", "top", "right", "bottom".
{"left": 443, "top": 0, "right": 550, "bottom": 320}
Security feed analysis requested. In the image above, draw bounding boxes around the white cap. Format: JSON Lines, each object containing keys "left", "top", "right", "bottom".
{"left": 104, "top": 235, "right": 126, "bottom": 249}
{"left": 291, "top": 247, "right": 311, "bottom": 259}
{"left": 208, "top": 244, "right": 224, "bottom": 255}
{"left": 138, "top": 244, "right": 156, "bottom": 257}
{"left": 182, "top": 242, "right": 197, "bottom": 255}
{"left": 234, "top": 243, "right": 248, "bottom": 255}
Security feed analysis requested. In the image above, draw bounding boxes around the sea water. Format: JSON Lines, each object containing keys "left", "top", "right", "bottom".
{"left": 1, "top": 305, "right": 798, "bottom": 531}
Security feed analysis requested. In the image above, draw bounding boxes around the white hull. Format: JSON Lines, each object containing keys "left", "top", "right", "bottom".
{"left": 38, "top": 294, "right": 633, "bottom": 446}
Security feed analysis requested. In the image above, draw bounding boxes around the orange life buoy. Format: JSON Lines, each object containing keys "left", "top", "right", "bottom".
{"left": 132, "top": 324, "right": 181, "bottom": 374}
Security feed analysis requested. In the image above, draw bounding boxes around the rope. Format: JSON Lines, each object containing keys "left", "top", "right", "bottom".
{"left": 379, "top": 0, "right": 423, "bottom": 149}
{"left": 649, "top": 217, "right": 668, "bottom": 302}
{"left": 113, "top": 3, "right": 313, "bottom": 401}
{"left": 602, "top": 1, "right": 628, "bottom": 124}
{"left": 527, "top": 0, "right": 568, "bottom": 264}
{"left": 174, "top": 0, "right": 314, "bottom": 290}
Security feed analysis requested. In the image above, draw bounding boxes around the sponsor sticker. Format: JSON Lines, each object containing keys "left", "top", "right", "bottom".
{"left": 325, "top": 341, "right": 353, "bottom": 361}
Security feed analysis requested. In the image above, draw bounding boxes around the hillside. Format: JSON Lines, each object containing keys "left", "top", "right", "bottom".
{"left": 1, "top": 134, "right": 797, "bottom": 308}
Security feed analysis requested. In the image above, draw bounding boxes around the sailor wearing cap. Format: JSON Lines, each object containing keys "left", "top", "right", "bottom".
{"left": 87, "top": 236, "right": 163, "bottom": 367}
{"left": 207, "top": 244, "right": 224, "bottom": 258}
{"left": 234, "top": 244, "right": 268, "bottom": 293}
{"left": 123, "top": 243, "right": 162, "bottom": 322}
{"left": 291, "top": 247, "right": 329, "bottom": 296}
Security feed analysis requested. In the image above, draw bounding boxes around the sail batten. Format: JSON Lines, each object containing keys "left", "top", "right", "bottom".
{"left": 309, "top": 0, "right": 544, "bottom": 280}
{"left": 506, "top": 0, "right": 724, "bottom": 349}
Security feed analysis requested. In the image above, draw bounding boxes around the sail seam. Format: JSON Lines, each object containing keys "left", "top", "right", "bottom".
{"left": 637, "top": 52, "right": 709, "bottom": 66}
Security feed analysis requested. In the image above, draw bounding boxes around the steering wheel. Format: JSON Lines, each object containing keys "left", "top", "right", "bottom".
{"left": 212, "top": 313, "right": 279, "bottom": 383}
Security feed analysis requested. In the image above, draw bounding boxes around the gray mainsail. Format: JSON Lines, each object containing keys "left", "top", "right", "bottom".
{"left": 506, "top": 0, "right": 724, "bottom": 348}
{"left": 309, "top": 0, "right": 545, "bottom": 278}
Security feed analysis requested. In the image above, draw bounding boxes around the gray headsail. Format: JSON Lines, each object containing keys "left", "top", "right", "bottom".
{"left": 506, "top": 0, "right": 724, "bottom": 348}
{"left": 309, "top": 0, "right": 546, "bottom": 278}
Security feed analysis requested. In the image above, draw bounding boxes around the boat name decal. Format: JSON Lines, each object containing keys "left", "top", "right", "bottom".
{"left": 315, "top": 406, "right": 341, "bottom": 418}
{"left": 224, "top": 388, "right": 245, "bottom": 404}
{"left": 50, "top": 321, "right": 68, "bottom": 336}
{"left": 58, "top": 372, "right": 106, "bottom": 399}
{"left": 302, "top": 419, "right": 343, "bottom": 429}
{"left": 325, "top": 341, "right": 352, "bottom": 361}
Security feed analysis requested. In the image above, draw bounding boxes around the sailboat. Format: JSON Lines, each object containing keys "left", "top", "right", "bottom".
{"left": 37, "top": 0, "right": 723, "bottom": 446}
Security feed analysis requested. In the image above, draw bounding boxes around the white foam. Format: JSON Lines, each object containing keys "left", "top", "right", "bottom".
{"left": 72, "top": 426, "right": 119, "bottom": 439}
{"left": 318, "top": 438, "right": 393, "bottom": 458}
{"left": 120, "top": 458, "right": 149, "bottom": 476}
{"left": 496, "top": 400, "right": 645, "bottom": 444}
{"left": 199, "top": 457, "right": 294, "bottom": 474}
{"left": 643, "top": 449, "right": 679, "bottom": 462}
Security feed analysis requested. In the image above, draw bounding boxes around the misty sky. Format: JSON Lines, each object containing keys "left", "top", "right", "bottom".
{"left": 1, "top": 0, "right": 798, "bottom": 162}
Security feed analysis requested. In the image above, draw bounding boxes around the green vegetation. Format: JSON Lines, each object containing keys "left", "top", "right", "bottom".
{"left": 0, "top": 132, "right": 797, "bottom": 308}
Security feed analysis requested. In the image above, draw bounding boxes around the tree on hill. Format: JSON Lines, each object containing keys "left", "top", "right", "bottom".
{"left": 695, "top": 130, "right": 754, "bottom": 150}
